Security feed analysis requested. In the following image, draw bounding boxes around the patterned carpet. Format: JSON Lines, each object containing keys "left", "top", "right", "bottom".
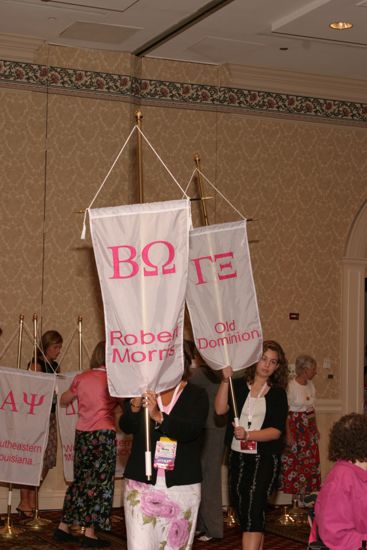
{"left": 0, "top": 507, "right": 308, "bottom": 549}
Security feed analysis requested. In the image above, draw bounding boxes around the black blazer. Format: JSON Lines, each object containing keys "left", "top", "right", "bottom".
{"left": 120, "top": 382, "right": 209, "bottom": 487}
{"left": 225, "top": 378, "right": 288, "bottom": 455}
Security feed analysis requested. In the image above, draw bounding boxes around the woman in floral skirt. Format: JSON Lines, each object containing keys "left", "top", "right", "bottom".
{"left": 120, "top": 347, "right": 209, "bottom": 550}
{"left": 281, "top": 354, "right": 321, "bottom": 505}
{"left": 54, "top": 341, "right": 120, "bottom": 548}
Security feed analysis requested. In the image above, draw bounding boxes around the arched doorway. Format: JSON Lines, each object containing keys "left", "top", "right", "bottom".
{"left": 341, "top": 200, "right": 367, "bottom": 413}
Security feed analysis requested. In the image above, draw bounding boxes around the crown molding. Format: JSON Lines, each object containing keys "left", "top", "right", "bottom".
{"left": 221, "top": 63, "right": 367, "bottom": 103}
{"left": 0, "top": 33, "right": 44, "bottom": 63}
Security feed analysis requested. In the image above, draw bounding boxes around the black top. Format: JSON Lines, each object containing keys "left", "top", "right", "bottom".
{"left": 28, "top": 358, "right": 59, "bottom": 412}
{"left": 190, "top": 365, "right": 227, "bottom": 430}
{"left": 120, "top": 382, "right": 209, "bottom": 487}
{"left": 226, "top": 378, "right": 288, "bottom": 455}
{"left": 28, "top": 357, "right": 59, "bottom": 374}
{"left": 38, "top": 357, "right": 59, "bottom": 374}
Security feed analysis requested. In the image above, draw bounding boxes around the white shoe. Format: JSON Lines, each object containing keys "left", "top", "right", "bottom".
{"left": 198, "top": 534, "right": 213, "bottom": 542}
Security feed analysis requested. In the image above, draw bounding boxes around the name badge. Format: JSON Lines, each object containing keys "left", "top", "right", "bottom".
{"left": 240, "top": 439, "right": 257, "bottom": 453}
{"left": 154, "top": 437, "right": 177, "bottom": 470}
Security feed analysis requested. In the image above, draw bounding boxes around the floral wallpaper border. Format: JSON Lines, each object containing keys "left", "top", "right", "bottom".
{"left": 1, "top": 59, "right": 367, "bottom": 123}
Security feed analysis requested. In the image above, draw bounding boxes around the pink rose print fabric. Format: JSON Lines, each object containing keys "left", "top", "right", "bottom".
{"left": 123, "top": 478, "right": 200, "bottom": 549}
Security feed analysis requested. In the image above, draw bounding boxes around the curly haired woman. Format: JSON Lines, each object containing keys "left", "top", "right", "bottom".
{"left": 313, "top": 413, "right": 367, "bottom": 550}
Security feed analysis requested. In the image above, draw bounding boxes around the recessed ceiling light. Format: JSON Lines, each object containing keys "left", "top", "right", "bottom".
{"left": 329, "top": 21, "right": 353, "bottom": 30}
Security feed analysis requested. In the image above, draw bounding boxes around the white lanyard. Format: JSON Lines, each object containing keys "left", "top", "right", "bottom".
{"left": 247, "top": 382, "right": 268, "bottom": 428}
{"left": 157, "top": 383, "right": 183, "bottom": 415}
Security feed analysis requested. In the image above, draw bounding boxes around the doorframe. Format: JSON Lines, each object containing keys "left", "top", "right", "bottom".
{"left": 341, "top": 200, "right": 367, "bottom": 413}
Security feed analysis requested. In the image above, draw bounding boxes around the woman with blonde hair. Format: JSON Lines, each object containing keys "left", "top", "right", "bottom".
{"left": 281, "top": 354, "right": 321, "bottom": 505}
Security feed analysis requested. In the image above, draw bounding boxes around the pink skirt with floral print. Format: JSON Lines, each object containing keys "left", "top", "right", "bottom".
{"left": 123, "top": 476, "right": 200, "bottom": 550}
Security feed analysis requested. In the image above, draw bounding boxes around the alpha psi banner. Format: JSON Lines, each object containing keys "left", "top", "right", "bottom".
{"left": 186, "top": 221, "right": 262, "bottom": 371}
{"left": 0, "top": 366, "right": 55, "bottom": 486}
{"left": 90, "top": 200, "right": 191, "bottom": 397}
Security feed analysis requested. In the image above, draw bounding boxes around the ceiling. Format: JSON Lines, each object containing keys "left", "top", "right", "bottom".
{"left": 0, "top": 0, "right": 366, "bottom": 82}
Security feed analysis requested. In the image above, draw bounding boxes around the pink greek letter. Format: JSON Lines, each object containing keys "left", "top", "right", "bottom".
{"left": 142, "top": 240, "right": 176, "bottom": 276}
{"left": 23, "top": 392, "right": 45, "bottom": 415}
{"left": 109, "top": 245, "right": 139, "bottom": 279}
{"left": 0, "top": 390, "right": 18, "bottom": 412}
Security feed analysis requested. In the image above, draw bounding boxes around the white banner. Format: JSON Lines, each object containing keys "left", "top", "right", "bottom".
{"left": 115, "top": 429, "right": 133, "bottom": 478}
{"left": 0, "top": 366, "right": 55, "bottom": 486}
{"left": 56, "top": 373, "right": 78, "bottom": 483}
{"left": 57, "top": 373, "right": 132, "bottom": 481}
{"left": 186, "top": 221, "right": 262, "bottom": 371}
{"left": 90, "top": 199, "right": 191, "bottom": 397}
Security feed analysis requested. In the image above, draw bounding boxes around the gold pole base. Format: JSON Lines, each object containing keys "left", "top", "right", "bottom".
{"left": 279, "top": 506, "right": 295, "bottom": 526}
{"left": 279, "top": 502, "right": 309, "bottom": 526}
{"left": 23, "top": 510, "right": 51, "bottom": 530}
{"left": 0, "top": 517, "right": 24, "bottom": 538}
{"left": 224, "top": 506, "right": 238, "bottom": 527}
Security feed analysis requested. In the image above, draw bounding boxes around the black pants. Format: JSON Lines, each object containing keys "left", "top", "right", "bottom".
{"left": 229, "top": 451, "right": 280, "bottom": 532}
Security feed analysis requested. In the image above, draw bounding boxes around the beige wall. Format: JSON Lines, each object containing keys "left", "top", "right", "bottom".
{"left": 1, "top": 44, "right": 367, "bottom": 510}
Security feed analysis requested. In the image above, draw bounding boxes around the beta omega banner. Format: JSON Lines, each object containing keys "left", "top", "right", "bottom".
{"left": 186, "top": 221, "right": 263, "bottom": 371}
{"left": 90, "top": 199, "right": 191, "bottom": 397}
{"left": 0, "top": 366, "right": 55, "bottom": 486}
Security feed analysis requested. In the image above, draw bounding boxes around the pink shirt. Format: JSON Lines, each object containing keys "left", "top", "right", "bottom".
{"left": 70, "top": 367, "right": 119, "bottom": 431}
{"left": 315, "top": 460, "right": 367, "bottom": 550}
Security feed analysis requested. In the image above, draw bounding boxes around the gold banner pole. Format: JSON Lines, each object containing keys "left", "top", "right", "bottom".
{"left": 32, "top": 313, "right": 37, "bottom": 372}
{"left": 194, "top": 154, "right": 209, "bottom": 226}
{"left": 0, "top": 482, "right": 24, "bottom": 538}
{"left": 16, "top": 314, "right": 24, "bottom": 370}
{"left": 74, "top": 318, "right": 85, "bottom": 536}
{"left": 135, "top": 110, "right": 152, "bottom": 480}
{"left": 194, "top": 154, "right": 238, "bottom": 526}
{"left": 194, "top": 154, "right": 239, "bottom": 419}
{"left": 0, "top": 315, "right": 26, "bottom": 538}
{"left": 78, "top": 315, "right": 83, "bottom": 371}
{"left": 25, "top": 313, "right": 52, "bottom": 528}
{"left": 136, "top": 110, "right": 144, "bottom": 204}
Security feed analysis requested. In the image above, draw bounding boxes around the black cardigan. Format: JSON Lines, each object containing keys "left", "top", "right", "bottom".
{"left": 226, "top": 378, "right": 288, "bottom": 455}
{"left": 119, "top": 382, "right": 209, "bottom": 487}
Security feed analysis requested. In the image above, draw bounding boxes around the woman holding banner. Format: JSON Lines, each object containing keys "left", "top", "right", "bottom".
{"left": 215, "top": 340, "right": 288, "bottom": 550}
{"left": 120, "top": 348, "right": 209, "bottom": 550}
{"left": 17, "top": 329, "right": 63, "bottom": 518}
{"left": 54, "top": 341, "right": 120, "bottom": 548}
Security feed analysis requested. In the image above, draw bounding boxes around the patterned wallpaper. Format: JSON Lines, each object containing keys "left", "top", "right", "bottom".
{"left": 1, "top": 44, "right": 367, "bottom": 496}
{"left": 1, "top": 45, "right": 367, "bottom": 391}
{"left": 1, "top": 56, "right": 367, "bottom": 123}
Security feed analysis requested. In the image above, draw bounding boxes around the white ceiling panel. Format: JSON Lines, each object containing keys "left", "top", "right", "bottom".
{"left": 272, "top": 0, "right": 367, "bottom": 46}
{"left": 0, "top": 0, "right": 366, "bottom": 81}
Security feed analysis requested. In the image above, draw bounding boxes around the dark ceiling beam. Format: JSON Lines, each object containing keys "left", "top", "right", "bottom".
{"left": 133, "top": 0, "right": 236, "bottom": 57}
